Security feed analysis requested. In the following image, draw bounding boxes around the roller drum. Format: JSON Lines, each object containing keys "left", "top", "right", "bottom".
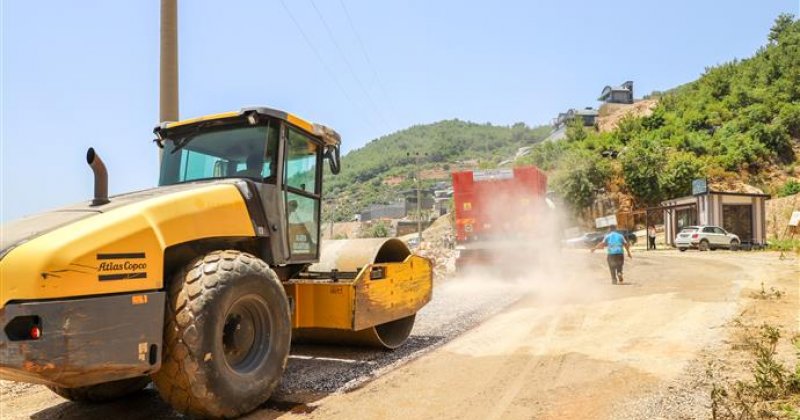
{"left": 309, "top": 237, "right": 411, "bottom": 273}
{"left": 293, "top": 314, "right": 416, "bottom": 349}
{"left": 296, "top": 238, "right": 419, "bottom": 349}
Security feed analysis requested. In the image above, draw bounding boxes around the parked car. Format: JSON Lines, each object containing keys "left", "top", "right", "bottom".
{"left": 616, "top": 229, "right": 638, "bottom": 246}
{"left": 563, "top": 232, "right": 605, "bottom": 248}
{"left": 674, "top": 225, "right": 740, "bottom": 251}
{"left": 564, "top": 229, "right": 637, "bottom": 248}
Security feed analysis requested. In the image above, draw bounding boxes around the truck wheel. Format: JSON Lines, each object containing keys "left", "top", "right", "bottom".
{"left": 152, "top": 250, "right": 291, "bottom": 418}
{"left": 699, "top": 240, "right": 710, "bottom": 251}
{"left": 47, "top": 376, "right": 150, "bottom": 402}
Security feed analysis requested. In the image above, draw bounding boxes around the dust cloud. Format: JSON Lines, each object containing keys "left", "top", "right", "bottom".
{"left": 445, "top": 189, "right": 610, "bottom": 307}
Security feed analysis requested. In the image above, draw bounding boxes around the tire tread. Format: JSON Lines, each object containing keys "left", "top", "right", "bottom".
{"left": 152, "top": 250, "right": 287, "bottom": 418}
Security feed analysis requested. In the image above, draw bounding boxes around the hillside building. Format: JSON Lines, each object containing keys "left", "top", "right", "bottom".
{"left": 598, "top": 81, "right": 634, "bottom": 104}
{"left": 552, "top": 107, "right": 599, "bottom": 129}
{"left": 358, "top": 202, "right": 406, "bottom": 221}
{"left": 545, "top": 107, "right": 599, "bottom": 143}
{"left": 358, "top": 190, "right": 437, "bottom": 222}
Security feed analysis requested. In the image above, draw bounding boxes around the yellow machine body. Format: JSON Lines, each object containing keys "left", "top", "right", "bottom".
{"left": 0, "top": 183, "right": 254, "bottom": 308}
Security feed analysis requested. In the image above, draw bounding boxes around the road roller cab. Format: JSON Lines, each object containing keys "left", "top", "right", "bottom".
{"left": 0, "top": 107, "right": 432, "bottom": 418}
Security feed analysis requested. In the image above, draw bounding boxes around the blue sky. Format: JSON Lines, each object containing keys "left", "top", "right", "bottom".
{"left": 2, "top": 0, "right": 798, "bottom": 221}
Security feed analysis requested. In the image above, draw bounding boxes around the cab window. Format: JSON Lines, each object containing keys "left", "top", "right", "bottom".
{"left": 159, "top": 121, "right": 279, "bottom": 185}
{"left": 285, "top": 128, "right": 319, "bottom": 193}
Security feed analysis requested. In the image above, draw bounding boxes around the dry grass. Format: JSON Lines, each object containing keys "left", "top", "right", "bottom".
{"left": 709, "top": 322, "right": 800, "bottom": 419}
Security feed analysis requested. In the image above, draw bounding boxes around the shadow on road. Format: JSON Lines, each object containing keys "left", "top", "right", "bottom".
{"left": 26, "top": 335, "right": 449, "bottom": 420}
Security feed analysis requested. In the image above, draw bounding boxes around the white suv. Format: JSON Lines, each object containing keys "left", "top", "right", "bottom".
{"left": 674, "top": 225, "right": 741, "bottom": 252}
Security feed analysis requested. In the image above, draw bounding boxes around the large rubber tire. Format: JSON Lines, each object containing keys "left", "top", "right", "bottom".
{"left": 698, "top": 240, "right": 710, "bottom": 251}
{"left": 152, "top": 250, "right": 291, "bottom": 418}
{"left": 730, "top": 239, "right": 740, "bottom": 251}
{"left": 47, "top": 376, "right": 150, "bottom": 402}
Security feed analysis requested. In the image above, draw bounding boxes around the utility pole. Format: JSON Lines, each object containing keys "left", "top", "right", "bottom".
{"left": 160, "top": 0, "right": 179, "bottom": 124}
{"left": 409, "top": 152, "right": 425, "bottom": 243}
{"left": 416, "top": 153, "right": 422, "bottom": 243}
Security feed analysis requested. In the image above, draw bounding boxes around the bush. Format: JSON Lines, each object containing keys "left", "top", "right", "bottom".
{"left": 621, "top": 140, "right": 666, "bottom": 205}
{"left": 642, "top": 108, "right": 666, "bottom": 130}
{"left": 551, "top": 150, "right": 612, "bottom": 212}
{"left": 520, "top": 141, "right": 567, "bottom": 171}
{"left": 660, "top": 152, "right": 705, "bottom": 198}
{"left": 713, "top": 133, "right": 769, "bottom": 171}
{"left": 361, "top": 221, "right": 390, "bottom": 238}
{"left": 750, "top": 123, "right": 792, "bottom": 158}
{"left": 775, "top": 103, "right": 800, "bottom": 137}
{"left": 566, "top": 118, "right": 588, "bottom": 142}
{"left": 778, "top": 179, "right": 800, "bottom": 197}
{"left": 614, "top": 115, "right": 644, "bottom": 144}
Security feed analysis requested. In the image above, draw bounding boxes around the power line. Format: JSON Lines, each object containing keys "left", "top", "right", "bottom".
{"left": 278, "top": 0, "right": 381, "bottom": 132}
{"left": 337, "top": 0, "right": 399, "bottom": 118}
{"left": 309, "top": 0, "right": 391, "bottom": 129}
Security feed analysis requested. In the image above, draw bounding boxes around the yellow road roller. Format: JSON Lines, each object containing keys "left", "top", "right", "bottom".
{"left": 0, "top": 107, "right": 432, "bottom": 418}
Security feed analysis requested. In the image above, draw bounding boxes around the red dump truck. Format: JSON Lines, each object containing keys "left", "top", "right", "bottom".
{"left": 451, "top": 166, "right": 548, "bottom": 270}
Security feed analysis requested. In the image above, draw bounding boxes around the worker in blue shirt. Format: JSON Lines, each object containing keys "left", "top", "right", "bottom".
{"left": 591, "top": 225, "right": 633, "bottom": 284}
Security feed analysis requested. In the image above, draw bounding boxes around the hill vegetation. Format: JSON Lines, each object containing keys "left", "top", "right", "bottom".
{"left": 324, "top": 120, "right": 551, "bottom": 220}
{"left": 518, "top": 14, "right": 800, "bottom": 212}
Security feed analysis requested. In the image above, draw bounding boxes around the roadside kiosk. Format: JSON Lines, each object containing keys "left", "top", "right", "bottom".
{"left": 660, "top": 179, "right": 770, "bottom": 248}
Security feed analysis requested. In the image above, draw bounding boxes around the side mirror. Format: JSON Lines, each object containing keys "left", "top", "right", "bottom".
{"left": 325, "top": 145, "right": 341, "bottom": 174}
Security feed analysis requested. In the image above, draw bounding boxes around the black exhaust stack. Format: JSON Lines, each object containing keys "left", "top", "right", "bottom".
{"left": 86, "top": 148, "right": 110, "bottom": 206}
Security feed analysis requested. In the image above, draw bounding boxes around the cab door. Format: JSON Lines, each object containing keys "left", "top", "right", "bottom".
{"left": 282, "top": 125, "right": 323, "bottom": 262}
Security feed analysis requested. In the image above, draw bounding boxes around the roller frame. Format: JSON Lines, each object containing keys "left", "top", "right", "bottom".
{"left": 285, "top": 238, "right": 433, "bottom": 349}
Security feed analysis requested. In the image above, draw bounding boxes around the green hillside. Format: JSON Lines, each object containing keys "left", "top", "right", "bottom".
{"left": 519, "top": 14, "right": 800, "bottom": 211}
{"left": 324, "top": 120, "right": 551, "bottom": 220}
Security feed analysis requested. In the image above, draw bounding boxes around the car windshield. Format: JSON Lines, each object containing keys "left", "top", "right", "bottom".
{"left": 680, "top": 227, "right": 698, "bottom": 233}
{"left": 159, "top": 121, "right": 279, "bottom": 185}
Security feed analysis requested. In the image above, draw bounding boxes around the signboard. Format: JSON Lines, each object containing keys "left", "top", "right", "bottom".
{"left": 473, "top": 168, "right": 513, "bottom": 182}
{"left": 692, "top": 178, "right": 708, "bottom": 196}
{"left": 595, "top": 214, "right": 618, "bottom": 228}
{"left": 789, "top": 211, "right": 800, "bottom": 227}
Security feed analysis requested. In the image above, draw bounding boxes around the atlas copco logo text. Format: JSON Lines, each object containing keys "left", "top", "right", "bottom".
{"left": 95, "top": 253, "right": 148, "bottom": 281}
{"left": 98, "top": 261, "right": 147, "bottom": 272}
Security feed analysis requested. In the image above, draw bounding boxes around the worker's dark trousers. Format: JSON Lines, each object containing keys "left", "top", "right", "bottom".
{"left": 648, "top": 237, "right": 656, "bottom": 250}
{"left": 607, "top": 254, "right": 624, "bottom": 284}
